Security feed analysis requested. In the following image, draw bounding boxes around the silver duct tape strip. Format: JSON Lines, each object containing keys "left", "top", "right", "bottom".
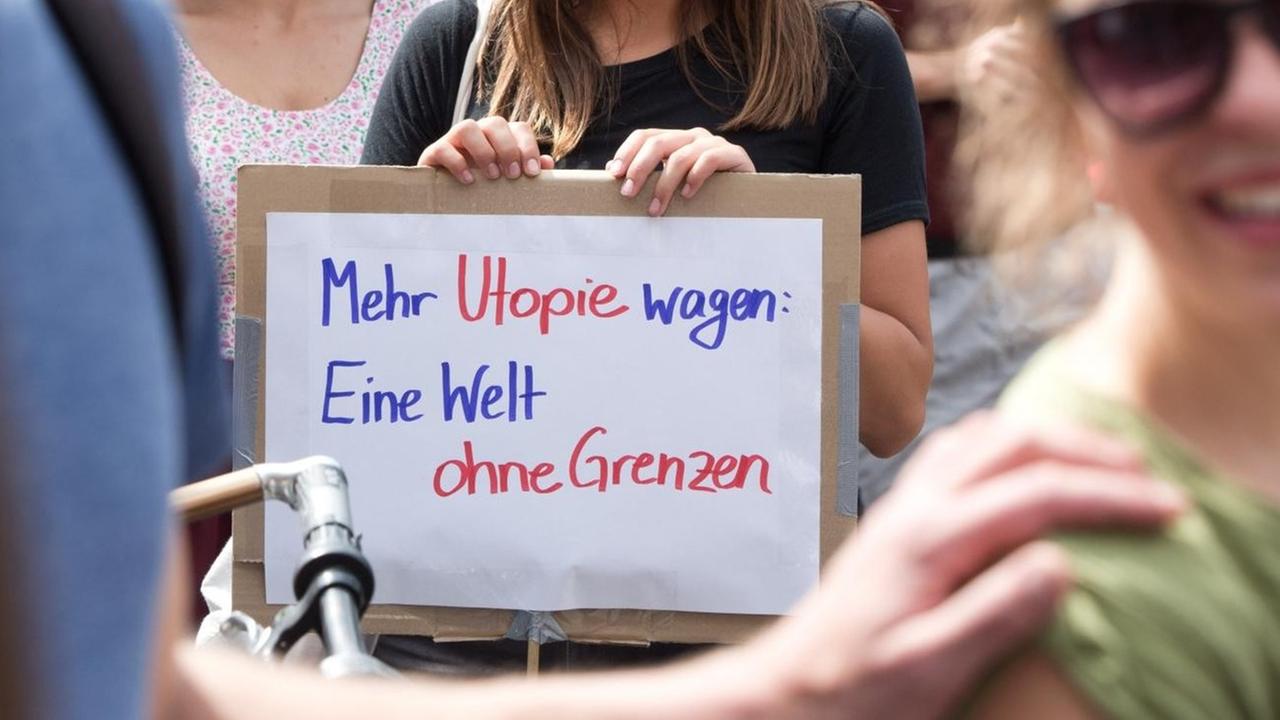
{"left": 837, "top": 304, "right": 861, "bottom": 516}
{"left": 505, "top": 610, "right": 568, "bottom": 645}
{"left": 232, "top": 316, "right": 264, "bottom": 471}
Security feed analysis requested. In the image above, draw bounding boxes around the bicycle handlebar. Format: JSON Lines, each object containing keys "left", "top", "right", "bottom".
{"left": 169, "top": 457, "right": 394, "bottom": 678}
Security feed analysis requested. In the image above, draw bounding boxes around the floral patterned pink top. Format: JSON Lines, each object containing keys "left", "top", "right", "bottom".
{"left": 175, "top": 0, "right": 430, "bottom": 358}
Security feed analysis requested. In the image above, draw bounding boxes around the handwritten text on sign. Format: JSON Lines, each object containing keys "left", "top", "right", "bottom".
{"left": 264, "top": 214, "right": 822, "bottom": 615}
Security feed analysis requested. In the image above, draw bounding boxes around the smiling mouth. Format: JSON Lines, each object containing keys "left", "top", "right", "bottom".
{"left": 1212, "top": 184, "right": 1280, "bottom": 219}
{"left": 1202, "top": 181, "right": 1280, "bottom": 247}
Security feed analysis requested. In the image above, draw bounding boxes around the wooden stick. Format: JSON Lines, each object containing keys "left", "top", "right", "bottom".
{"left": 526, "top": 640, "right": 541, "bottom": 677}
{"left": 170, "top": 468, "right": 263, "bottom": 522}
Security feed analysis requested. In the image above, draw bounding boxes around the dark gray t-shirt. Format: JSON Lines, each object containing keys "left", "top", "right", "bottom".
{"left": 362, "top": 0, "right": 930, "bottom": 235}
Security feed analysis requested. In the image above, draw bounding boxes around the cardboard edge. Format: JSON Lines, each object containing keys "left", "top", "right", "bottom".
{"left": 233, "top": 166, "right": 862, "bottom": 643}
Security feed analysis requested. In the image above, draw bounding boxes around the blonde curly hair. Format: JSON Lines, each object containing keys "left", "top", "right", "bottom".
{"left": 952, "top": 0, "right": 1116, "bottom": 292}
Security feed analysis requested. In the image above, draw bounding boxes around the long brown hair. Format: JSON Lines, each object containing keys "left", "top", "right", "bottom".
{"left": 478, "top": 0, "right": 881, "bottom": 159}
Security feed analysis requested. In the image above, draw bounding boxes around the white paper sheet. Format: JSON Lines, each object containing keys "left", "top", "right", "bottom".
{"left": 264, "top": 213, "right": 822, "bottom": 615}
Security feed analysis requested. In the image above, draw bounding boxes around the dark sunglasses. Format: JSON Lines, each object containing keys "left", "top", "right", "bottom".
{"left": 1054, "top": 0, "right": 1280, "bottom": 136}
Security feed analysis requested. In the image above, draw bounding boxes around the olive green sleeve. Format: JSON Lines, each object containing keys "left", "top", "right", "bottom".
{"left": 1044, "top": 523, "right": 1271, "bottom": 720}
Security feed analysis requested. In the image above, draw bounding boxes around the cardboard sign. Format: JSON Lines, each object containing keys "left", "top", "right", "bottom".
{"left": 234, "top": 166, "right": 860, "bottom": 643}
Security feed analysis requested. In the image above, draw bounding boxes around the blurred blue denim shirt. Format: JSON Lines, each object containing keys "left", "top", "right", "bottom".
{"left": 0, "top": 1, "right": 228, "bottom": 718}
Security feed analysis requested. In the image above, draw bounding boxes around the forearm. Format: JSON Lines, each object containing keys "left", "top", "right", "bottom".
{"left": 859, "top": 304, "right": 932, "bottom": 457}
{"left": 171, "top": 644, "right": 782, "bottom": 720}
{"left": 905, "top": 50, "right": 960, "bottom": 103}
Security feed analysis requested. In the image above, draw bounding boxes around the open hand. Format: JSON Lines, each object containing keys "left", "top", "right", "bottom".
{"left": 960, "top": 21, "right": 1039, "bottom": 107}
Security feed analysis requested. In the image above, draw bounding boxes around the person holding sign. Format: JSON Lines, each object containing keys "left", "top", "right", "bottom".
{"left": 362, "top": 0, "right": 935, "bottom": 462}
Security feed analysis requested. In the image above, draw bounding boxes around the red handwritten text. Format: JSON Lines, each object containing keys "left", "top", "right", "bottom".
{"left": 430, "top": 426, "right": 771, "bottom": 498}
{"left": 457, "top": 255, "right": 629, "bottom": 334}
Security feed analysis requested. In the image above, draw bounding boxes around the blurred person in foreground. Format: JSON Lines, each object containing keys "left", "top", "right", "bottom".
{"left": 858, "top": 0, "right": 1103, "bottom": 510}
{"left": 1, "top": 0, "right": 1183, "bottom": 718}
{"left": 940, "top": 0, "right": 1280, "bottom": 717}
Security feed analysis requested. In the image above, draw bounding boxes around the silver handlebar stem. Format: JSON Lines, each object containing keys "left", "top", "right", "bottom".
{"left": 256, "top": 455, "right": 355, "bottom": 549}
